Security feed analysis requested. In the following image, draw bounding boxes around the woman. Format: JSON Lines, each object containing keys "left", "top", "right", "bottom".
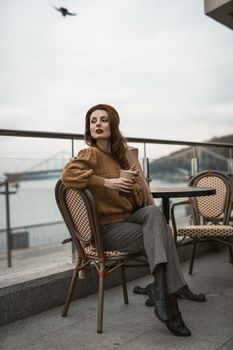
{"left": 61, "top": 103, "right": 191, "bottom": 336}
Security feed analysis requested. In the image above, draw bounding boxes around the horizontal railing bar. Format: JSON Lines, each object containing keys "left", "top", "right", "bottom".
{"left": 0, "top": 129, "right": 232, "bottom": 149}
{"left": 127, "top": 137, "right": 233, "bottom": 148}
{"left": 0, "top": 220, "right": 64, "bottom": 233}
{"left": 0, "top": 129, "right": 84, "bottom": 140}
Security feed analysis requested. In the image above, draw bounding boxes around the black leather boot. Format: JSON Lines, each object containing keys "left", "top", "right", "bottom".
{"left": 146, "top": 264, "right": 169, "bottom": 323}
{"left": 165, "top": 312, "right": 191, "bottom": 337}
{"left": 176, "top": 285, "right": 206, "bottom": 302}
{"left": 165, "top": 294, "right": 191, "bottom": 337}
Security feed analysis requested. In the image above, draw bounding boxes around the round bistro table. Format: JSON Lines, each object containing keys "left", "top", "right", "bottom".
{"left": 151, "top": 186, "right": 216, "bottom": 224}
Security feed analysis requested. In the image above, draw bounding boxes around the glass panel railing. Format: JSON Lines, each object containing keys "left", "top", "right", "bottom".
{"left": 0, "top": 156, "right": 73, "bottom": 270}
{"left": 147, "top": 154, "right": 191, "bottom": 228}
{"left": 0, "top": 132, "right": 232, "bottom": 272}
{"left": 198, "top": 145, "right": 229, "bottom": 173}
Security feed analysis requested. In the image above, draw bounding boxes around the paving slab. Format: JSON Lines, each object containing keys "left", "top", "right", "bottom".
{"left": 0, "top": 249, "right": 233, "bottom": 350}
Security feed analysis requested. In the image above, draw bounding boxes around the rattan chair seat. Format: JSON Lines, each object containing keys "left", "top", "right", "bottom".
{"left": 84, "top": 246, "right": 143, "bottom": 257}
{"left": 178, "top": 225, "right": 233, "bottom": 237}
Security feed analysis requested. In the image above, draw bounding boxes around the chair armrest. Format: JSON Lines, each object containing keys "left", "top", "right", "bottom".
{"left": 171, "top": 200, "right": 190, "bottom": 208}
{"left": 61, "top": 237, "right": 73, "bottom": 244}
{"left": 171, "top": 200, "right": 190, "bottom": 245}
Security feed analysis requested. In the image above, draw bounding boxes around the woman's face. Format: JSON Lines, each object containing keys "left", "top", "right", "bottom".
{"left": 90, "top": 109, "right": 111, "bottom": 141}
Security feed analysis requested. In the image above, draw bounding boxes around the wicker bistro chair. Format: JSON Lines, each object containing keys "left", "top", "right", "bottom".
{"left": 55, "top": 179, "right": 148, "bottom": 333}
{"left": 171, "top": 170, "right": 233, "bottom": 275}
{"left": 216, "top": 174, "right": 233, "bottom": 225}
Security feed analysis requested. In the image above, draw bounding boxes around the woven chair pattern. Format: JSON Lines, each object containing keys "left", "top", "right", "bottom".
{"left": 65, "top": 188, "right": 92, "bottom": 241}
{"left": 65, "top": 188, "right": 137, "bottom": 257}
{"left": 84, "top": 246, "right": 131, "bottom": 257}
{"left": 178, "top": 224, "right": 233, "bottom": 237}
{"left": 194, "top": 176, "right": 226, "bottom": 219}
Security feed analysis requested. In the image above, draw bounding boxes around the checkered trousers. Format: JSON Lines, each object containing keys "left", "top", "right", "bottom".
{"left": 101, "top": 205, "right": 186, "bottom": 294}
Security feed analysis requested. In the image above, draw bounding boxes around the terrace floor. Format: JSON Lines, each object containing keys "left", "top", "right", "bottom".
{"left": 1, "top": 249, "right": 233, "bottom": 350}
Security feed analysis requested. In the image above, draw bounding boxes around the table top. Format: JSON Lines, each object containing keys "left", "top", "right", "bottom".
{"left": 150, "top": 186, "right": 216, "bottom": 199}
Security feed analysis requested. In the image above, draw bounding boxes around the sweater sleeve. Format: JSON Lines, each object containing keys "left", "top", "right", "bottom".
{"left": 61, "top": 148, "right": 105, "bottom": 189}
{"left": 130, "top": 183, "right": 144, "bottom": 210}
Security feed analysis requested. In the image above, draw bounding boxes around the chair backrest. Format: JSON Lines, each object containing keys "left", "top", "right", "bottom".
{"left": 55, "top": 179, "right": 103, "bottom": 258}
{"left": 189, "top": 170, "right": 232, "bottom": 225}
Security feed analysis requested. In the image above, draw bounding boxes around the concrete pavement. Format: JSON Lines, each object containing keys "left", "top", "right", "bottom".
{"left": 0, "top": 249, "right": 233, "bottom": 350}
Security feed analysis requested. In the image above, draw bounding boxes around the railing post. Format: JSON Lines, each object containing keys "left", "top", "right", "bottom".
{"left": 71, "top": 139, "right": 75, "bottom": 158}
{"left": 5, "top": 181, "right": 12, "bottom": 268}
{"left": 69, "top": 138, "right": 75, "bottom": 261}
{"left": 142, "top": 143, "right": 150, "bottom": 184}
{"left": 71, "top": 138, "right": 76, "bottom": 262}
{"left": 191, "top": 146, "right": 198, "bottom": 177}
{"left": 227, "top": 148, "right": 233, "bottom": 175}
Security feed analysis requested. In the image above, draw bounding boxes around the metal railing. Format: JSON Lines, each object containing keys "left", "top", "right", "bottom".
{"left": 0, "top": 128, "right": 232, "bottom": 268}
{"left": 1, "top": 128, "right": 233, "bottom": 176}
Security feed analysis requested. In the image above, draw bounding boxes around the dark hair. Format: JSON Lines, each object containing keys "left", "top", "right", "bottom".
{"left": 85, "top": 104, "right": 129, "bottom": 169}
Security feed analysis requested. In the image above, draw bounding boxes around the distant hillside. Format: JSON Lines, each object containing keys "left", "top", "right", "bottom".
{"left": 149, "top": 134, "right": 233, "bottom": 181}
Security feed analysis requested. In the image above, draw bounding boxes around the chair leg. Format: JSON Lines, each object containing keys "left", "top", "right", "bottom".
{"left": 189, "top": 241, "right": 197, "bottom": 275}
{"left": 228, "top": 245, "right": 233, "bottom": 264}
{"left": 121, "top": 266, "right": 129, "bottom": 304}
{"left": 62, "top": 264, "right": 79, "bottom": 317}
{"left": 97, "top": 263, "right": 105, "bottom": 333}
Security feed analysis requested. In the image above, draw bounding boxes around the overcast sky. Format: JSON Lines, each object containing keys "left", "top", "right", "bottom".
{"left": 0, "top": 0, "right": 233, "bottom": 160}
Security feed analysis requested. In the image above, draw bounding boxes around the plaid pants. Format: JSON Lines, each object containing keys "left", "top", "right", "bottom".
{"left": 101, "top": 205, "right": 186, "bottom": 294}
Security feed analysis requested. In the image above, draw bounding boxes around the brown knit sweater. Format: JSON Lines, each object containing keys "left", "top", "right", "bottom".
{"left": 61, "top": 146, "right": 144, "bottom": 225}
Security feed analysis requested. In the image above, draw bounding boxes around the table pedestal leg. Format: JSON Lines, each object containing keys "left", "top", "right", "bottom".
{"left": 162, "top": 197, "right": 170, "bottom": 224}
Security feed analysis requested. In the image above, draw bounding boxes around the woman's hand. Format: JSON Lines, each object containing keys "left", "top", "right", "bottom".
{"left": 104, "top": 165, "right": 140, "bottom": 194}
{"left": 104, "top": 177, "right": 134, "bottom": 194}
{"left": 129, "top": 164, "right": 140, "bottom": 183}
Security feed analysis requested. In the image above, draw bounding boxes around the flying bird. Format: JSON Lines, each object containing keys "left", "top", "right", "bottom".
{"left": 53, "top": 7, "right": 77, "bottom": 17}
